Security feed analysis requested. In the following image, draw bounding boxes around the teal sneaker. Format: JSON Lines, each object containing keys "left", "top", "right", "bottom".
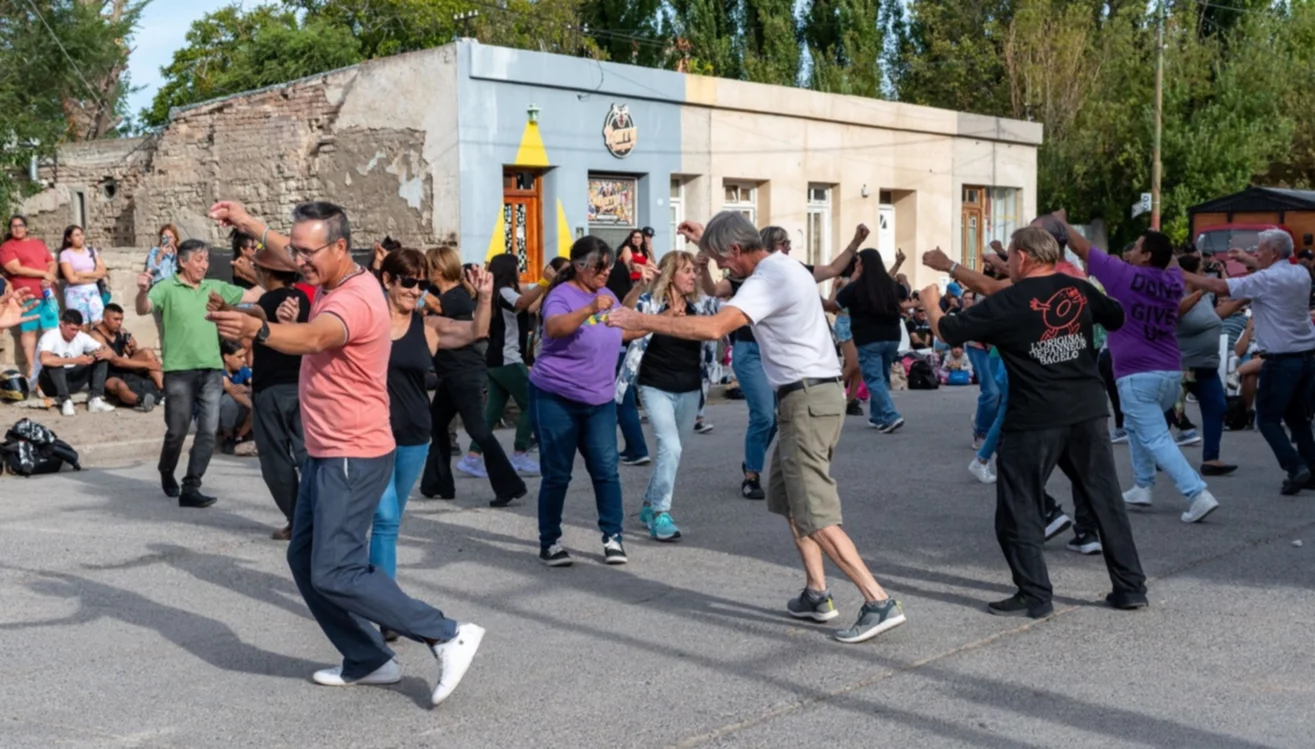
{"left": 787, "top": 588, "right": 839, "bottom": 622}
{"left": 833, "top": 598, "right": 906, "bottom": 644}
{"left": 648, "top": 511, "right": 681, "bottom": 542}
{"left": 639, "top": 505, "right": 654, "bottom": 528}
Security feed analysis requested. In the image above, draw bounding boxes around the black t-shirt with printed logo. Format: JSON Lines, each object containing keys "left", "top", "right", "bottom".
{"left": 937, "top": 274, "right": 1124, "bottom": 432}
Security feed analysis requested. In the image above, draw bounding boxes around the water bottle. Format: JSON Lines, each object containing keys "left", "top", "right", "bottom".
{"left": 41, "top": 287, "right": 52, "bottom": 301}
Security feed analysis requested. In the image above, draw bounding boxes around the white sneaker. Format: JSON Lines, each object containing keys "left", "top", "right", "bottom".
{"left": 1181, "top": 490, "right": 1219, "bottom": 524}
{"left": 968, "top": 458, "right": 996, "bottom": 484}
{"left": 431, "top": 623, "right": 485, "bottom": 706}
{"left": 511, "top": 452, "right": 540, "bottom": 476}
{"left": 1123, "top": 485, "right": 1154, "bottom": 507}
{"left": 59, "top": 400, "right": 75, "bottom": 417}
{"left": 312, "top": 658, "right": 402, "bottom": 687}
{"left": 87, "top": 397, "right": 116, "bottom": 414}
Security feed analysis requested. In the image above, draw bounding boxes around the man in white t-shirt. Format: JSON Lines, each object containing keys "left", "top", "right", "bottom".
{"left": 37, "top": 308, "right": 116, "bottom": 417}
{"left": 607, "top": 211, "right": 907, "bottom": 645}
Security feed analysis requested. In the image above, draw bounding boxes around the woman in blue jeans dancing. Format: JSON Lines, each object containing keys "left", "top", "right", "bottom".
{"left": 530, "top": 236, "right": 628, "bottom": 567}
{"left": 1175, "top": 254, "right": 1247, "bottom": 475}
{"left": 373, "top": 248, "right": 467, "bottom": 641}
{"left": 616, "top": 250, "right": 720, "bottom": 541}
{"left": 836, "top": 248, "right": 911, "bottom": 433}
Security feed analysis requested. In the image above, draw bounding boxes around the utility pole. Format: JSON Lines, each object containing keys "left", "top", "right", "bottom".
{"left": 1151, "top": 0, "right": 1164, "bottom": 231}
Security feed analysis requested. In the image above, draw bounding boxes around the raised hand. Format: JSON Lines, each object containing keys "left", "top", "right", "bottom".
{"left": 276, "top": 295, "right": 300, "bottom": 323}
{"left": 921, "top": 284, "right": 942, "bottom": 304}
{"left": 677, "top": 220, "right": 705, "bottom": 244}
{"left": 208, "top": 200, "right": 252, "bottom": 230}
{"left": 853, "top": 224, "right": 870, "bottom": 243}
{"left": 922, "top": 247, "right": 952, "bottom": 272}
{"left": 895, "top": 248, "right": 906, "bottom": 265}
{"left": 466, "top": 266, "right": 493, "bottom": 298}
{"left": 136, "top": 272, "right": 153, "bottom": 291}
{"left": 0, "top": 287, "right": 36, "bottom": 330}
{"left": 542, "top": 260, "right": 559, "bottom": 281}
{"left": 637, "top": 262, "right": 658, "bottom": 285}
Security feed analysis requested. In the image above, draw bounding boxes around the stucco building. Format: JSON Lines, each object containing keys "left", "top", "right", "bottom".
{"left": 18, "top": 41, "right": 1041, "bottom": 288}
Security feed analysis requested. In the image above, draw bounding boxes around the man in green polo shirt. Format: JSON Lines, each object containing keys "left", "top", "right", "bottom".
{"left": 136, "top": 239, "right": 262, "bottom": 508}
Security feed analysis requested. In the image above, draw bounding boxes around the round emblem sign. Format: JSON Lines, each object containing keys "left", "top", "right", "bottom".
{"left": 602, "top": 103, "right": 637, "bottom": 158}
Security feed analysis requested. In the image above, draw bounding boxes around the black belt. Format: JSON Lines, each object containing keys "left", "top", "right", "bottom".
{"left": 1257, "top": 349, "right": 1315, "bottom": 360}
{"left": 776, "top": 377, "right": 841, "bottom": 398}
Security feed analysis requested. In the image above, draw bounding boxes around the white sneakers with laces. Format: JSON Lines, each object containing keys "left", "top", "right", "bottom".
{"left": 431, "top": 623, "right": 486, "bottom": 706}
{"left": 312, "top": 658, "right": 402, "bottom": 687}
{"left": 968, "top": 458, "right": 996, "bottom": 484}
{"left": 88, "top": 397, "right": 115, "bottom": 414}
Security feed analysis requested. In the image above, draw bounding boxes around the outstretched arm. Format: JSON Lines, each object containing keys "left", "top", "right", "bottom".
{"left": 922, "top": 248, "right": 1010, "bottom": 297}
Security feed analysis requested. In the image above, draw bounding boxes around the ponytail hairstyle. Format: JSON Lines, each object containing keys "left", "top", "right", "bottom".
{"left": 550, "top": 235, "right": 615, "bottom": 291}
{"left": 425, "top": 244, "right": 474, "bottom": 296}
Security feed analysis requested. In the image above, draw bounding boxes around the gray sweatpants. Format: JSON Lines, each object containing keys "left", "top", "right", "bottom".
{"left": 287, "top": 453, "right": 459, "bottom": 680}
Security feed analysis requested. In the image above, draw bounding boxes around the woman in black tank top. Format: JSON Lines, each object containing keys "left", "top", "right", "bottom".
{"left": 371, "top": 249, "right": 442, "bottom": 610}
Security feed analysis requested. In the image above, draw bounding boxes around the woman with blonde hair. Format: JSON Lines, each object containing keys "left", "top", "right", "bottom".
{"left": 419, "top": 245, "right": 528, "bottom": 506}
{"left": 615, "top": 250, "right": 721, "bottom": 541}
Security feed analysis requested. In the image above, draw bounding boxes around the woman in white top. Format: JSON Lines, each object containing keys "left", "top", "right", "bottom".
{"left": 58, "top": 225, "right": 107, "bottom": 328}
{"left": 465, "top": 253, "right": 552, "bottom": 473}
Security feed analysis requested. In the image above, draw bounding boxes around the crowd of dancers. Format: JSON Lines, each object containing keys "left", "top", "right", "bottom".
{"left": 7, "top": 195, "right": 1311, "bottom": 711}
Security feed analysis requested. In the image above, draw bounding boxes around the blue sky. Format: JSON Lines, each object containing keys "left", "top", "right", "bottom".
{"left": 126, "top": 0, "right": 254, "bottom": 118}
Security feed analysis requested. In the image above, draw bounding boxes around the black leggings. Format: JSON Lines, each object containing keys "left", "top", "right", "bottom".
{"left": 420, "top": 368, "right": 526, "bottom": 500}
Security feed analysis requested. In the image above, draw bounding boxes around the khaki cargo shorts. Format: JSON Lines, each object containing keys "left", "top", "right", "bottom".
{"left": 766, "top": 380, "right": 845, "bottom": 535}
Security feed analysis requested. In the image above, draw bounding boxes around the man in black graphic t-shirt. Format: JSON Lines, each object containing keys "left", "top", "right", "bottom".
{"left": 930, "top": 226, "right": 1148, "bottom": 619}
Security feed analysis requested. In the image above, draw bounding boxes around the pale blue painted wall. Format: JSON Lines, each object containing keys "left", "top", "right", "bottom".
{"left": 455, "top": 42, "right": 685, "bottom": 267}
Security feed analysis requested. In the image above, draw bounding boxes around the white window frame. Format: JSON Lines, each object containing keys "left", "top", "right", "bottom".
{"left": 669, "top": 178, "right": 684, "bottom": 252}
{"left": 806, "top": 184, "right": 832, "bottom": 267}
{"left": 723, "top": 181, "right": 757, "bottom": 225}
{"left": 986, "top": 187, "right": 1019, "bottom": 250}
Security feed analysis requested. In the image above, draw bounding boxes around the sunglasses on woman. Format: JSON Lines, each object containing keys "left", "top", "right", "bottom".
{"left": 395, "top": 276, "right": 424, "bottom": 289}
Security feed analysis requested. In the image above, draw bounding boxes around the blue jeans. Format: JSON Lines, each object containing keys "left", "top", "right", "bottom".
{"left": 638, "top": 386, "right": 700, "bottom": 513}
{"left": 966, "top": 346, "right": 1000, "bottom": 437}
{"left": 856, "top": 340, "right": 902, "bottom": 426}
{"left": 530, "top": 382, "right": 624, "bottom": 550}
{"left": 1185, "top": 368, "right": 1227, "bottom": 463}
{"left": 615, "top": 351, "right": 648, "bottom": 460}
{"left": 731, "top": 340, "right": 777, "bottom": 474}
{"left": 978, "top": 358, "right": 1008, "bottom": 461}
{"left": 369, "top": 443, "right": 429, "bottom": 578}
{"left": 1255, "top": 355, "right": 1315, "bottom": 475}
{"left": 1117, "top": 370, "right": 1207, "bottom": 499}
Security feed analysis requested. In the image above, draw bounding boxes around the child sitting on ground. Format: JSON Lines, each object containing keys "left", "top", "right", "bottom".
{"left": 938, "top": 345, "right": 974, "bottom": 385}
{"left": 219, "top": 338, "right": 255, "bottom": 455}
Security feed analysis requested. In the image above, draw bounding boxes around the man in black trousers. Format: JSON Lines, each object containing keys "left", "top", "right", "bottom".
{"left": 927, "top": 226, "right": 1148, "bottom": 617}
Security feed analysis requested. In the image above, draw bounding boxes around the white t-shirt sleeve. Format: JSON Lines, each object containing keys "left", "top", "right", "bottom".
{"left": 74, "top": 332, "right": 102, "bottom": 356}
{"left": 726, "top": 271, "right": 782, "bottom": 325}
{"left": 500, "top": 287, "right": 521, "bottom": 308}
{"left": 36, "top": 329, "right": 62, "bottom": 355}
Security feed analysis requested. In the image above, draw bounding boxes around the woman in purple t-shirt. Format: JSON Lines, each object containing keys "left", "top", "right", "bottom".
{"left": 530, "top": 236, "right": 628, "bottom": 568}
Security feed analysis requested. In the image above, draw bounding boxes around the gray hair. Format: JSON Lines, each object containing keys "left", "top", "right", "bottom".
{"left": 700, "top": 211, "right": 764, "bottom": 257}
{"left": 1259, "top": 229, "right": 1293, "bottom": 258}
{"left": 176, "top": 239, "right": 209, "bottom": 262}
{"left": 292, "top": 201, "right": 351, "bottom": 249}
{"left": 1009, "top": 226, "right": 1062, "bottom": 265}
{"left": 759, "top": 225, "right": 789, "bottom": 252}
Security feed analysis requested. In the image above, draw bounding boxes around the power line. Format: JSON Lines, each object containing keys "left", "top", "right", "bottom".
{"left": 21, "top": 0, "right": 109, "bottom": 109}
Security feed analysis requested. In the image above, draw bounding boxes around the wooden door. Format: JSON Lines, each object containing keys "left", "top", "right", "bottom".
{"left": 502, "top": 169, "right": 543, "bottom": 283}
{"left": 962, "top": 186, "right": 985, "bottom": 267}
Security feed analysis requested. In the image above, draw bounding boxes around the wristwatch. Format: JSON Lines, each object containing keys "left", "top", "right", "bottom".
{"left": 255, "top": 321, "right": 271, "bottom": 344}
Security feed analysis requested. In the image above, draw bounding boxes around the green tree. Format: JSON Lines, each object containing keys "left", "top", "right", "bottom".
{"left": 476, "top": 0, "right": 602, "bottom": 57}
{"left": 141, "top": 5, "right": 362, "bottom": 127}
{"left": 287, "top": 0, "right": 463, "bottom": 58}
{"left": 742, "top": 0, "right": 801, "bottom": 87}
{"left": 0, "top": 0, "right": 141, "bottom": 215}
{"left": 802, "top": 0, "right": 883, "bottom": 96}
{"left": 580, "top": 0, "right": 665, "bottom": 66}
{"left": 886, "top": 0, "right": 1016, "bottom": 115}
{"left": 665, "top": 0, "right": 742, "bottom": 77}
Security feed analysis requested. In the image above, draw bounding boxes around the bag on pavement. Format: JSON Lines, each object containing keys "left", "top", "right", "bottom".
{"left": 1, "top": 418, "right": 81, "bottom": 477}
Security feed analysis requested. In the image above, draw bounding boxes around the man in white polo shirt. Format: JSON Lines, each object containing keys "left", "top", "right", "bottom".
{"left": 607, "top": 211, "right": 906, "bottom": 645}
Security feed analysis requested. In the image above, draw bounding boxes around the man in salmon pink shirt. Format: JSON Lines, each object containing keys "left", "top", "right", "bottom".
{"left": 208, "top": 200, "right": 493, "bottom": 708}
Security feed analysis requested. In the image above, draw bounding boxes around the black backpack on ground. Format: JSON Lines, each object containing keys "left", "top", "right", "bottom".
{"left": 1, "top": 418, "right": 81, "bottom": 477}
{"left": 907, "top": 357, "right": 939, "bottom": 390}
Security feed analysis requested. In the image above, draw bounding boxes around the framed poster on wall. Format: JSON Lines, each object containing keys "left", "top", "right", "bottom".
{"left": 588, "top": 176, "right": 637, "bottom": 226}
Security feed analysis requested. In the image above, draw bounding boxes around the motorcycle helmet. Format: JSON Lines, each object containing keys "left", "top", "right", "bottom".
{"left": 0, "top": 369, "right": 30, "bottom": 402}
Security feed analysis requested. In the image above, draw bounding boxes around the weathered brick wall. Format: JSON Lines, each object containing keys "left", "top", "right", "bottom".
{"left": 19, "top": 139, "right": 151, "bottom": 251}
{"left": 1, "top": 248, "right": 160, "bottom": 371}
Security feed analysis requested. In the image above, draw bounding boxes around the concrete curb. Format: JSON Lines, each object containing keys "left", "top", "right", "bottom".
{"left": 77, "top": 435, "right": 192, "bottom": 468}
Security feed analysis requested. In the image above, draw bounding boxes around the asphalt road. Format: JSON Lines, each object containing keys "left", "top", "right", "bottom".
{"left": 1, "top": 387, "right": 1311, "bottom": 748}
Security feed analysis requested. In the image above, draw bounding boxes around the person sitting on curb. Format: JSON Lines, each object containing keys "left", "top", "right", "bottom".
{"left": 218, "top": 339, "right": 255, "bottom": 455}
{"left": 36, "top": 309, "right": 116, "bottom": 417}
{"left": 90, "top": 303, "right": 165, "bottom": 412}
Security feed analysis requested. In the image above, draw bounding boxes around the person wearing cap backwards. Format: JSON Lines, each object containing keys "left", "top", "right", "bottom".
{"left": 212, "top": 245, "right": 311, "bottom": 540}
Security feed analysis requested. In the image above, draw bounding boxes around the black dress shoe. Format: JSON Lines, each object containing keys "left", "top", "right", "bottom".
{"left": 1200, "top": 463, "right": 1237, "bottom": 476}
{"left": 987, "top": 593, "right": 1053, "bottom": 619}
{"left": 1106, "top": 591, "right": 1149, "bottom": 610}
{"left": 161, "top": 472, "right": 180, "bottom": 498}
{"left": 1283, "top": 467, "right": 1311, "bottom": 496}
{"left": 490, "top": 488, "right": 527, "bottom": 508}
{"left": 179, "top": 491, "right": 217, "bottom": 508}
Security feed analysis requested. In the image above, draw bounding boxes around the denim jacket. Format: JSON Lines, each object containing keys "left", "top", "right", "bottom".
{"left": 144, "top": 246, "right": 178, "bottom": 286}
{"left": 615, "top": 292, "right": 721, "bottom": 404}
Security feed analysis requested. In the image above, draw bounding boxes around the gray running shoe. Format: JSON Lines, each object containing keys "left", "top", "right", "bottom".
{"left": 833, "top": 598, "right": 906, "bottom": 644}
{"left": 787, "top": 588, "right": 839, "bottom": 622}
